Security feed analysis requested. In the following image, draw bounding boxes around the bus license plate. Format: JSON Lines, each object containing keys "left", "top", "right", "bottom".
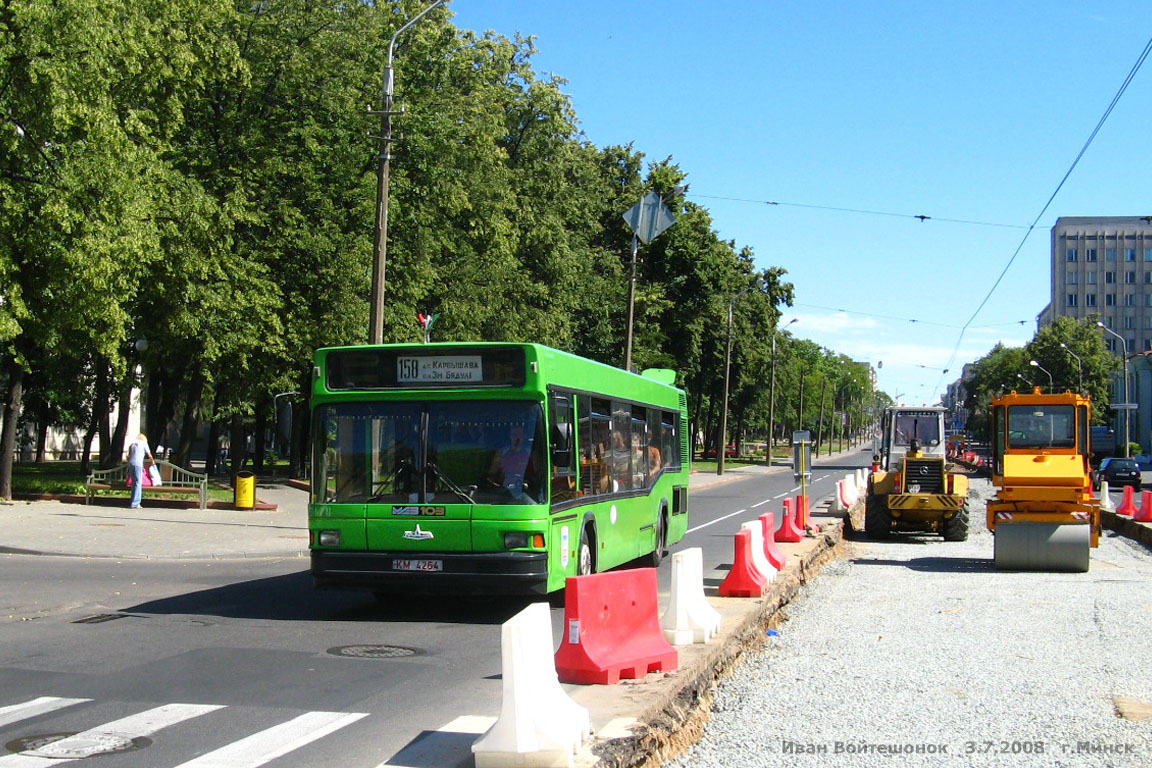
{"left": 393, "top": 559, "right": 442, "bottom": 572}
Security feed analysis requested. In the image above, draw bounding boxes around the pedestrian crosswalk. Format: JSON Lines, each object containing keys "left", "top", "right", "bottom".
{"left": 0, "top": 696, "right": 367, "bottom": 767}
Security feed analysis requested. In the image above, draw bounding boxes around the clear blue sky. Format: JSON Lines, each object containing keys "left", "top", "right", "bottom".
{"left": 449, "top": 1, "right": 1152, "bottom": 404}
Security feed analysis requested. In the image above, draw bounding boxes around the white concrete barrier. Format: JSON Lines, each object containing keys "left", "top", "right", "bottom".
{"left": 741, "top": 521, "right": 777, "bottom": 583}
{"left": 839, "top": 474, "right": 858, "bottom": 507}
{"left": 660, "top": 548, "right": 723, "bottom": 645}
{"left": 1099, "top": 481, "right": 1115, "bottom": 512}
{"left": 856, "top": 468, "right": 867, "bottom": 490}
{"left": 472, "top": 602, "right": 590, "bottom": 768}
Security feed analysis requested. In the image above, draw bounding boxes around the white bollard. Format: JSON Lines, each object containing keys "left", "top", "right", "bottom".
{"left": 741, "top": 521, "right": 777, "bottom": 583}
{"left": 660, "top": 547, "right": 723, "bottom": 645}
{"left": 830, "top": 481, "right": 846, "bottom": 513}
{"left": 472, "top": 602, "right": 590, "bottom": 768}
{"left": 1099, "top": 480, "right": 1115, "bottom": 512}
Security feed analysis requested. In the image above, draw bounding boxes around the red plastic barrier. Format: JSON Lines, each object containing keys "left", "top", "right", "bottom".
{"left": 776, "top": 498, "right": 803, "bottom": 543}
{"left": 718, "top": 529, "right": 768, "bottom": 598}
{"left": 1135, "top": 490, "right": 1152, "bottom": 523}
{"left": 554, "top": 568, "right": 678, "bottom": 685}
{"left": 797, "top": 494, "right": 810, "bottom": 528}
{"left": 1116, "top": 485, "right": 1138, "bottom": 517}
{"left": 759, "top": 513, "right": 787, "bottom": 571}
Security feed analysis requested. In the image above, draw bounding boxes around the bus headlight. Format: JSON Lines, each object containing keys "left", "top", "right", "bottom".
{"left": 504, "top": 532, "right": 545, "bottom": 549}
{"left": 318, "top": 530, "right": 341, "bottom": 547}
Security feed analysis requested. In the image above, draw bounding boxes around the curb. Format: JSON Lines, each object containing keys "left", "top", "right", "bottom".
{"left": 1101, "top": 510, "right": 1152, "bottom": 550}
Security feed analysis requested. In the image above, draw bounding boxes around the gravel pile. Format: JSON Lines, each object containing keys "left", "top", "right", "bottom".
{"left": 666, "top": 479, "right": 1152, "bottom": 767}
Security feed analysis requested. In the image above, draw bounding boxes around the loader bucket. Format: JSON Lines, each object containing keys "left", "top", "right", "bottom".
{"left": 993, "top": 523, "right": 1090, "bottom": 573}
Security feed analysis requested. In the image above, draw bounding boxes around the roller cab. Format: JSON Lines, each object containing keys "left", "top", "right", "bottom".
{"left": 987, "top": 388, "right": 1100, "bottom": 572}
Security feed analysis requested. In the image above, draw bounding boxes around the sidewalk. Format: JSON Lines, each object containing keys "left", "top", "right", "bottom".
{"left": 0, "top": 481, "right": 310, "bottom": 560}
{"left": 0, "top": 447, "right": 860, "bottom": 560}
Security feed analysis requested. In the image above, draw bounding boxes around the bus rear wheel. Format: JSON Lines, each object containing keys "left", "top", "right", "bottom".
{"left": 644, "top": 510, "right": 667, "bottom": 567}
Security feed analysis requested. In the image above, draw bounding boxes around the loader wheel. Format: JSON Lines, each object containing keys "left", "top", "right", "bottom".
{"left": 864, "top": 494, "right": 893, "bottom": 540}
{"left": 941, "top": 503, "right": 970, "bottom": 542}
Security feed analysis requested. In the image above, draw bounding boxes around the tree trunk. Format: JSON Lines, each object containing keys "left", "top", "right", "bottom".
{"left": 253, "top": 397, "right": 268, "bottom": 474}
{"left": 96, "top": 360, "right": 111, "bottom": 467}
{"left": 0, "top": 361, "right": 26, "bottom": 501}
{"left": 35, "top": 419, "right": 48, "bottom": 462}
{"left": 106, "top": 376, "right": 133, "bottom": 469}
{"left": 173, "top": 370, "right": 205, "bottom": 469}
{"left": 81, "top": 412, "right": 97, "bottom": 476}
{"left": 205, "top": 418, "right": 221, "bottom": 476}
{"left": 229, "top": 412, "right": 245, "bottom": 476}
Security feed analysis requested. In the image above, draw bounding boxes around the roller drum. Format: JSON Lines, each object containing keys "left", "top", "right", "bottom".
{"left": 993, "top": 523, "right": 1090, "bottom": 572}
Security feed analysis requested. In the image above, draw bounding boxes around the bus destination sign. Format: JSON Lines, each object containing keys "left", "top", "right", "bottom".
{"left": 398, "top": 355, "right": 482, "bottom": 383}
{"left": 325, "top": 346, "right": 526, "bottom": 390}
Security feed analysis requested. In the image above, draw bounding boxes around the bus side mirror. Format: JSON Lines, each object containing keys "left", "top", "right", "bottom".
{"left": 551, "top": 422, "right": 572, "bottom": 468}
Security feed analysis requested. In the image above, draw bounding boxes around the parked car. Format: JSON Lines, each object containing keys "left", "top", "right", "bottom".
{"left": 1092, "top": 457, "right": 1142, "bottom": 491}
{"left": 700, "top": 444, "right": 738, "bottom": 460}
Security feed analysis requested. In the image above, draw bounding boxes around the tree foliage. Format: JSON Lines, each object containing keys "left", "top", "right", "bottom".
{"left": 0, "top": 0, "right": 876, "bottom": 495}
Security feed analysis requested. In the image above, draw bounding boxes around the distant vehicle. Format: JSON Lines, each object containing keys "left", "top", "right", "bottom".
{"left": 1092, "top": 457, "right": 1142, "bottom": 491}
{"left": 700, "top": 444, "right": 737, "bottom": 459}
{"left": 1090, "top": 425, "right": 1116, "bottom": 459}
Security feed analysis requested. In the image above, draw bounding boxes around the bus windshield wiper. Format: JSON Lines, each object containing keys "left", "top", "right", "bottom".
{"left": 425, "top": 462, "right": 476, "bottom": 504}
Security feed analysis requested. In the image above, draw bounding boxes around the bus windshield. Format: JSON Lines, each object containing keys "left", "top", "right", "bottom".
{"left": 1007, "top": 404, "right": 1076, "bottom": 449}
{"left": 315, "top": 400, "right": 547, "bottom": 505}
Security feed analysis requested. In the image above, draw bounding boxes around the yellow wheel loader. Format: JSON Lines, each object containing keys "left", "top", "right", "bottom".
{"left": 987, "top": 388, "right": 1100, "bottom": 572}
{"left": 865, "top": 406, "right": 970, "bottom": 540}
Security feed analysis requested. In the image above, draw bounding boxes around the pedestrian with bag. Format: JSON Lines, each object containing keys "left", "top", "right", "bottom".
{"left": 128, "top": 433, "right": 156, "bottom": 509}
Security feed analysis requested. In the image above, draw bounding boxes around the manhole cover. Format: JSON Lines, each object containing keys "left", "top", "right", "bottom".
{"left": 327, "top": 644, "right": 420, "bottom": 659}
{"left": 6, "top": 733, "right": 151, "bottom": 758}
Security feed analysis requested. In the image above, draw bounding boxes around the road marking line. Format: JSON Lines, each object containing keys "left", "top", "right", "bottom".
{"left": 173, "top": 710, "right": 369, "bottom": 768}
{"left": 750, "top": 498, "right": 773, "bottom": 508}
{"left": 686, "top": 509, "right": 747, "bottom": 534}
{"left": 0, "top": 697, "right": 90, "bottom": 729}
{"left": 0, "top": 703, "right": 224, "bottom": 766}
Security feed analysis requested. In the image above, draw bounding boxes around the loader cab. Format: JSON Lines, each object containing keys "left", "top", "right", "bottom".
{"left": 879, "top": 407, "right": 947, "bottom": 472}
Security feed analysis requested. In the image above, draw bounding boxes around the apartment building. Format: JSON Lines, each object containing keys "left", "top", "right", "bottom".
{"left": 1038, "top": 216, "right": 1152, "bottom": 350}
{"left": 1038, "top": 216, "right": 1152, "bottom": 452}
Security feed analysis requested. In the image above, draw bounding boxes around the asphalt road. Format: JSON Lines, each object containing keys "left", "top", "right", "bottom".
{"left": 0, "top": 450, "right": 871, "bottom": 768}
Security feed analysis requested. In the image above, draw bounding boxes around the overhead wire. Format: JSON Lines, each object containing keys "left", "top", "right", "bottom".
{"left": 689, "top": 194, "right": 1031, "bottom": 230}
{"left": 930, "top": 33, "right": 1152, "bottom": 397}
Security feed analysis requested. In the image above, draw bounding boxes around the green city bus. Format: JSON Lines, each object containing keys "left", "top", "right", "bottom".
{"left": 308, "top": 342, "right": 690, "bottom": 595}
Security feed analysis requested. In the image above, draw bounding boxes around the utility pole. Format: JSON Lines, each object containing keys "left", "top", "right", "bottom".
{"left": 368, "top": 0, "right": 445, "bottom": 345}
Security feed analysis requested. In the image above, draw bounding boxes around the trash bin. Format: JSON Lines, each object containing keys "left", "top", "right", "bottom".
{"left": 234, "top": 471, "right": 255, "bottom": 510}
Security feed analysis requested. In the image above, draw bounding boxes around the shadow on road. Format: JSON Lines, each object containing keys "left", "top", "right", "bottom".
{"left": 850, "top": 556, "right": 994, "bottom": 573}
{"left": 125, "top": 570, "right": 540, "bottom": 625}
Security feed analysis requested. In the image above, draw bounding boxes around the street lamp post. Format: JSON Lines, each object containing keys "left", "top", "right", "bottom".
{"left": 718, "top": 276, "right": 763, "bottom": 475}
{"left": 1029, "top": 360, "right": 1054, "bottom": 391}
{"left": 1098, "top": 322, "right": 1131, "bottom": 457}
{"left": 767, "top": 318, "right": 798, "bottom": 467}
{"left": 1059, "top": 343, "right": 1083, "bottom": 393}
{"left": 368, "top": 0, "right": 445, "bottom": 345}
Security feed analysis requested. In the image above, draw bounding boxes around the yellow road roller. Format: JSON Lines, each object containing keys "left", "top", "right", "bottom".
{"left": 987, "top": 388, "right": 1100, "bottom": 572}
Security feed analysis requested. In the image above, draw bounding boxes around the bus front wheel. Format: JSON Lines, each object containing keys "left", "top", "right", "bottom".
{"left": 577, "top": 526, "right": 596, "bottom": 576}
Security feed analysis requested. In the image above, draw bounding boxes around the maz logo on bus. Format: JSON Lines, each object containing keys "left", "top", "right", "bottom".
{"left": 393, "top": 506, "right": 446, "bottom": 517}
